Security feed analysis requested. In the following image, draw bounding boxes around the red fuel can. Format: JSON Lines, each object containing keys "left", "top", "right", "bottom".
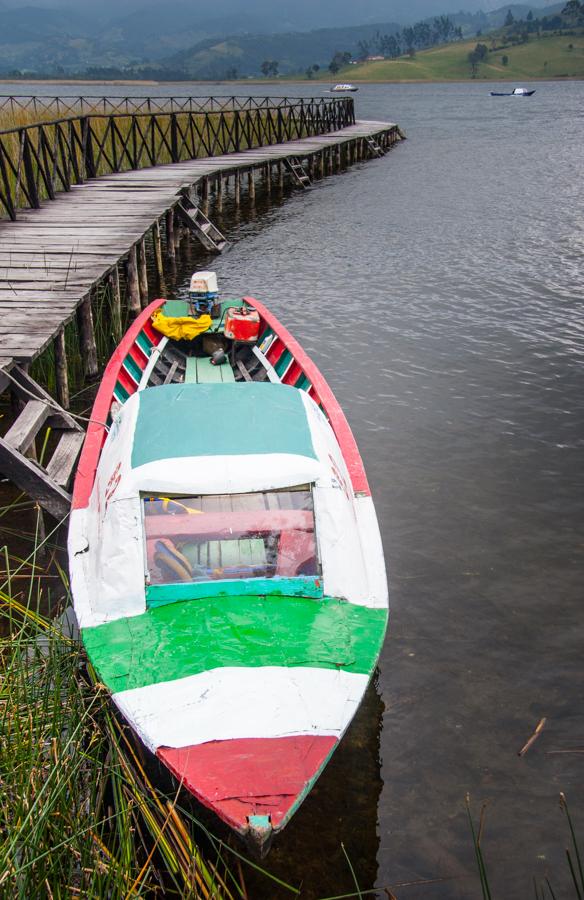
{"left": 224, "top": 307, "right": 261, "bottom": 343}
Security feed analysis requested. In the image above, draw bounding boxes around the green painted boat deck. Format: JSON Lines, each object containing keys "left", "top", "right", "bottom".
{"left": 82, "top": 593, "right": 388, "bottom": 694}
{"left": 131, "top": 382, "right": 317, "bottom": 467}
{"left": 184, "top": 356, "right": 236, "bottom": 384}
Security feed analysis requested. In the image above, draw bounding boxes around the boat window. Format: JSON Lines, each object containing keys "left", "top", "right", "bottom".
{"left": 142, "top": 486, "right": 318, "bottom": 586}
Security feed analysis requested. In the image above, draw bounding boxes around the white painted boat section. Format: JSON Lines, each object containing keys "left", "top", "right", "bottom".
{"left": 138, "top": 336, "right": 168, "bottom": 390}
{"left": 113, "top": 666, "right": 369, "bottom": 752}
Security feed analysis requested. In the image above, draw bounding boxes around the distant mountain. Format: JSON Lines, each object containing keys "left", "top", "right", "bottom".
{"left": 165, "top": 22, "right": 404, "bottom": 79}
{"left": 0, "top": 0, "right": 569, "bottom": 76}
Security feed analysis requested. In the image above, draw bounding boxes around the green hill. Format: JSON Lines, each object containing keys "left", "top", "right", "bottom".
{"left": 321, "top": 33, "right": 584, "bottom": 81}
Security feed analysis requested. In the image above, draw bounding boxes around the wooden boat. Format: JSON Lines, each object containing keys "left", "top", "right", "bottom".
{"left": 489, "top": 87, "right": 535, "bottom": 96}
{"left": 68, "top": 274, "right": 388, "bottom": 855}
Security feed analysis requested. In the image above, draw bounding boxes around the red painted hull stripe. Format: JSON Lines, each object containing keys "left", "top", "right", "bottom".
{"left": 128, "top": 341, "right": 148, "bottom": 368}
{"left": 157, "top": 735, "right": 337, "bottom": 833}
{"left": 143, "top": 318, "right": 163, "bottom": 346}
{"left": 244, "top": 297, "right": 370, "bottom": 496}
{"left": 266, "top": 339, "right": 285, "bottom": 368}
{"left": 282, "top": 360, "right": 303, "bottom": 387}
{"left": 71, "top": 298, "right": 166, "bottom": 510}
{"left": 118, "top": 366, "right": 138, "bottom": 395}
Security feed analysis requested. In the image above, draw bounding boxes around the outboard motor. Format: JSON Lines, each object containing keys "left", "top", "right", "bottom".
{"left": 189, "top": 271, "right": 221, "bottom": 318}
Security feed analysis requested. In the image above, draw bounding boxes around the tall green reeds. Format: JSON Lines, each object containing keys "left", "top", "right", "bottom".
{"left": 0, "top": 518, "right": 297, "bottom": 898}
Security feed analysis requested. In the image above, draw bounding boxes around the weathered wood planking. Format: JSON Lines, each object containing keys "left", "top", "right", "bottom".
{"left": 0, "top": 120, "right": 400, "bottom": 373}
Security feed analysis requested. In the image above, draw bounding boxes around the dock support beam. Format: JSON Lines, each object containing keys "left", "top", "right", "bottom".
{"left": 166, "top": 209, "right": 175, "bottom": 260}
{"left": 138, "top": 238, "right": 149, "bottom": 308}
{"left": 126, "top": 245, "right": 141, "bottom": 317}
{"left": 153, "top": 220, "right": 166, "bottom": 292}
{"left": 54, "top": 328, "right": 69, "bottom": 410}
{"left": 77, "top": 295, "right": 98, "bottom": 378}
{"left": 109, "top": 265, "right": 122, "bottom": 343}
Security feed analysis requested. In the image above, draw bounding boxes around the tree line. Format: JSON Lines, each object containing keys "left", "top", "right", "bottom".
{"left": 354, "top": 15, "right": 462, "bottom": 61}
{"left": 468, "top": 0, "right": 584, "bottom": 76}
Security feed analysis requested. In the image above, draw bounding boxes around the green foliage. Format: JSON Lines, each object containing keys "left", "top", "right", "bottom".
{"left": 329, "top": 50, "right": 352, "bottom": 74}
{"left": 468, "top": 41, "right": 489, "bottom": 76}
{"left": 260, "top": 59, "right": 279, "bottom": 77}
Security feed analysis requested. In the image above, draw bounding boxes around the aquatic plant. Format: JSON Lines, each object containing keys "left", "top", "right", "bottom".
{"left": 0, "top": 513, "right": 298, "bottom": 897}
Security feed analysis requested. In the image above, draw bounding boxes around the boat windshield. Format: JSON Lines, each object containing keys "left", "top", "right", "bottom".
{"left": 142, "top": 486, "right": 318, "bottom": 586}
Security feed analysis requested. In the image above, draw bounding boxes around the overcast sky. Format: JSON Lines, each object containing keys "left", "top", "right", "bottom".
{"left": 0, "top": 0, "right": 558, "bottom": 33}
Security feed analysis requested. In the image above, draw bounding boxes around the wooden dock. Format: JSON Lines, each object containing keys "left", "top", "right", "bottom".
{"left": 0, "top": 116, "right": 403, "bottom": 516}
{"left": 0, "top": 119, "right": 400, "bottom": 381}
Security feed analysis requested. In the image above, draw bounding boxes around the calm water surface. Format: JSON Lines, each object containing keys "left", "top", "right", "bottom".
{"left": 4, "top": 80, "right": 584, "bottom": 897}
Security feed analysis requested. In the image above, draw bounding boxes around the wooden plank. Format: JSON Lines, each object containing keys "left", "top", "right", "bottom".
{"left": 45, "top": 431, "right": 85, "bottom": 488}
{"left": 3, "top": 399, "right": 50, "bottom": 453}
{"left": 0, "top": 435, "right": 72, "bottom": 519}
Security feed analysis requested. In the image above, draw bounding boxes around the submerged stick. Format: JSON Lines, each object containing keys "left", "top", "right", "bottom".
{"left": 518, "top": 717, "right": 547, "bottom": 757}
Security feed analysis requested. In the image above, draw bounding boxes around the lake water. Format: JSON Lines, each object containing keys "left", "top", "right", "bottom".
{"left": 2, "top": 79, "right": 584, "bottom": 897}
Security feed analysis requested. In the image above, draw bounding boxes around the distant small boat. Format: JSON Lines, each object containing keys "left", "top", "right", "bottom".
{"left": 490, "top": 87, "right": 535, "bottom": 96}
{"left": 330, "top": 83, "right": 358, "bottom": 92}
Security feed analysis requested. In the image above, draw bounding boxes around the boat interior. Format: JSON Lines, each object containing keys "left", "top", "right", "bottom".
{"left": 142, "top": 298, "right": 275, "bottom": 389}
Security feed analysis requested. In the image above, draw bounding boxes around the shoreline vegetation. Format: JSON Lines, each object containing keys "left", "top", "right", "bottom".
{"left": 0, "top": 506, "right": 299, "bottom": 897}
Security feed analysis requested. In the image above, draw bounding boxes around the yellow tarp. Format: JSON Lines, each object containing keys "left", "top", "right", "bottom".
{"left": 151, "top": 310, "right": 212, "bottom": 340}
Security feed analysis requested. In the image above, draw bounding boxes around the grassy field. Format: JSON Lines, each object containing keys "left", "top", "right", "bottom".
{"left": 319, "top": 33, "right": 584, "bottom": 82}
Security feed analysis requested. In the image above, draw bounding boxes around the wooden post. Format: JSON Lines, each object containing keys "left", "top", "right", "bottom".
{"left": 54, "top": 328, "right": 69, "bottom": 409}
{"left": 278, "top": 161, "right": 284, "bottom": 190}
{"left": 77, "top": 295, "right": 98, "bottom": 378}
{"left": 216, "top": 175, "right": 223, "bottom": 212}
{"left": 308, "top": 155, "right": 314, "bottom": 180}
{"left": 138, "top": 238, "right": 148, "bottom": 308}
{"left": 202, "top": 177, "right": 209, "bottom": 214}
{"left": 265, "top": 164, "right": 271, "bottom": 196}
{"left": 234, "top": 171, "right": 241, "bottom": 206}
{"left": 173, "top": 211, "right": 181, "bottom": 251}
{"left": 248, "top": 169, "right": 255, "bottom": 201}
{"left": 166, "top": 208, "right": 175, "bottom": 260}
{"left": 109, "top": 265, "right": 122, "bottom": 343}
{"left": 328, "top": 149, "right": 334, "bottom": 175}
{"left": 126, "top": 245, "right": 141, "bottom": 317}
{"left": 336, "top": 144, "right": 342, "bottom": 169}
{"left": 153, "top": 220, "right": 166, "bottom": 293}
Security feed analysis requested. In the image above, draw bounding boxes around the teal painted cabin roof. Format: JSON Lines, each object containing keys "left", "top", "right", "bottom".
{"left": 131, "top": 382, "right": 317, "bottom": 468}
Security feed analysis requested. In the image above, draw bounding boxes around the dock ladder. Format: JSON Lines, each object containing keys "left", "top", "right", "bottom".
{"left": 284, "top": 157, "right": 311, "bottom": 189}
{"left": 175, "top": 196, "right": 228, "bottom": 253}
{"left": 365, "top": 137, "right": 384, "bottom": 158}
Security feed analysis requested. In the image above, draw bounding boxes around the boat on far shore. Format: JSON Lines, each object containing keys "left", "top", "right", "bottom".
{"left": 329, "top": 83, "right": 358, "bottom": 92}
{"left": 490, "top": 87, "right": 536, "bottom": 96}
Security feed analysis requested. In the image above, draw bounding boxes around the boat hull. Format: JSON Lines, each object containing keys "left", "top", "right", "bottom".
{"left": 69, "top": 295, "right": 388, "bottom": 850}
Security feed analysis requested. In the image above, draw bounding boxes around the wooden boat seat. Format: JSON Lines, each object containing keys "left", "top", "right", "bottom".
{"left": 184, "top": 357, "right": 236, "bottom": 384}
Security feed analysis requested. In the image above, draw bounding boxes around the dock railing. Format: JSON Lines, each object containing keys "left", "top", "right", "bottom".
{"left": 0, "top": 96, "right": 355, "bottom": 220}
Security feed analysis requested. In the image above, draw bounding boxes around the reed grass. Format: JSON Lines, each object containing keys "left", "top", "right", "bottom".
{"left": 0, "top": 515, "right": 298, "bottom": 898}
{"left": 0, "top": 99, "right": 323, "bottom": 219}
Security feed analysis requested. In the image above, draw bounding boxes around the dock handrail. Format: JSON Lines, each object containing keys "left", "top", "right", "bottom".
{"left": 0, "top": 97, "right": 355, "bottom": 221}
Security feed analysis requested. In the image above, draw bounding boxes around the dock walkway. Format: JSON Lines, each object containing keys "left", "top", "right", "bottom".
{"left": 0, "top": 119, "right": 398, "bottom": 380}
